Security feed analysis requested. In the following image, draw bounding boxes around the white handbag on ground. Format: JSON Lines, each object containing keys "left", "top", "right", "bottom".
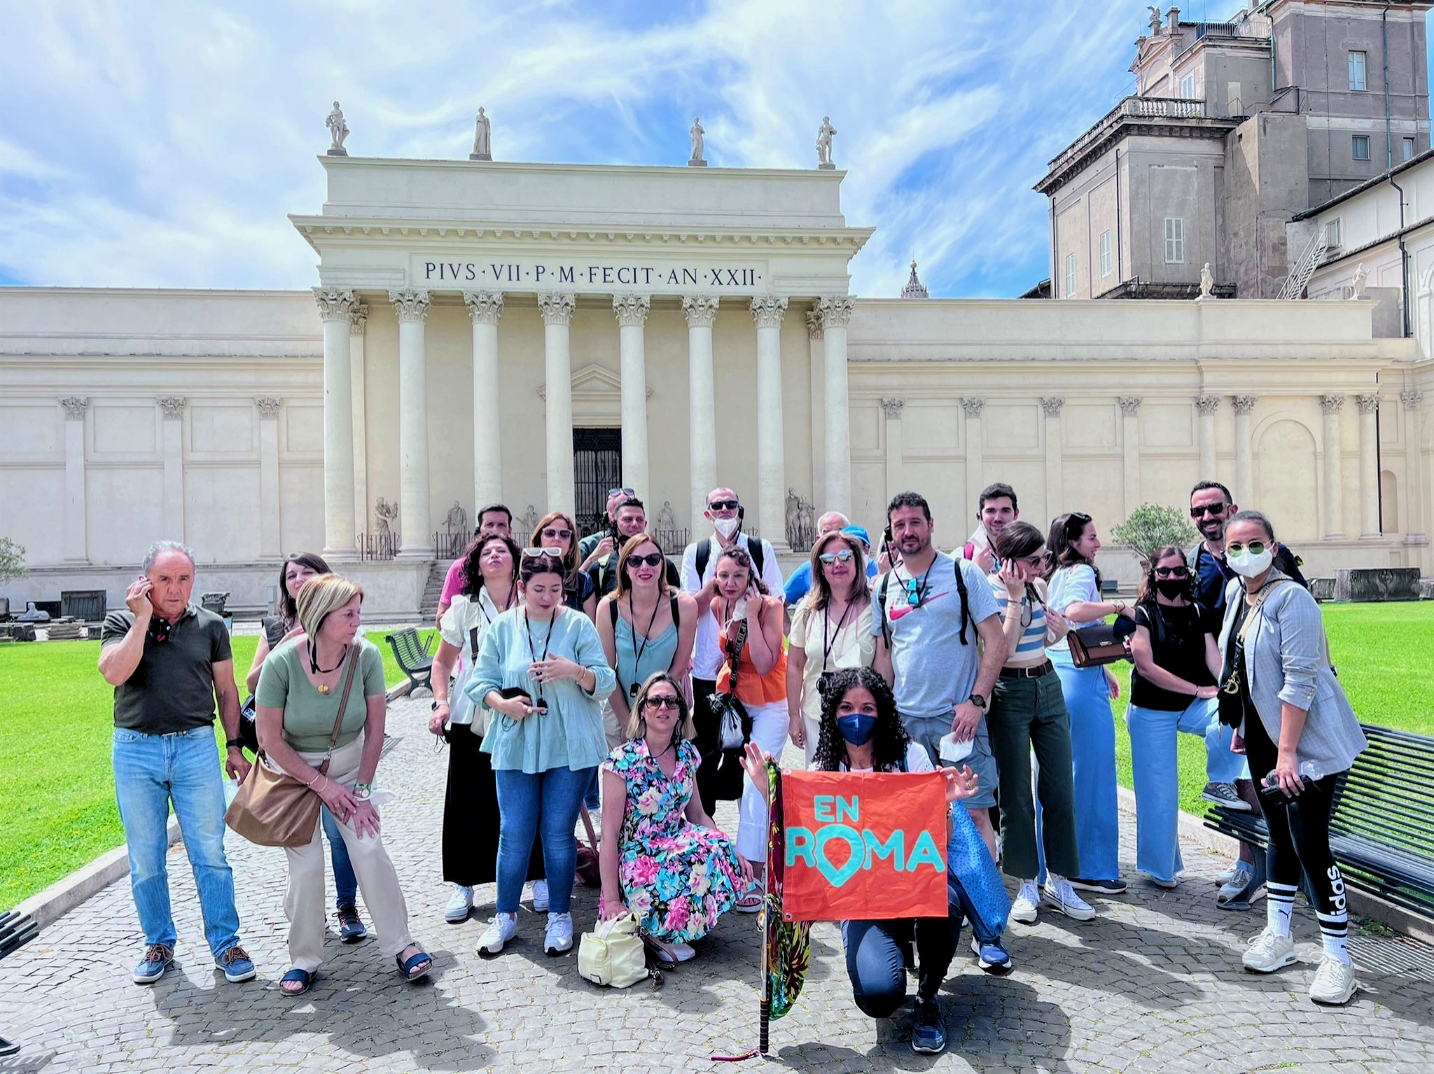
{"left": 577, "top": 912, "right": 649, "bottom": 988}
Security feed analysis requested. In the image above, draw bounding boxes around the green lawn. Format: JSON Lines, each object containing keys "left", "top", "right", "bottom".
{"left": 0, "top": 627, "right": 437, "bottom": 910}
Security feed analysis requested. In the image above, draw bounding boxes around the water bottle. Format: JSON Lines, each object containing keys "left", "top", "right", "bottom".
{"left": 1299, "top": 760, "right": 1324, "bottom": 781}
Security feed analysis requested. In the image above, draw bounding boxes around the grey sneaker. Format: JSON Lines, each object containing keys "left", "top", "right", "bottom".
{"left": 1203, "top": 781, "right": 1252, "bottom": 812}
{"left": 1042, "top": 876, "right": 1096, "bottom": 921}
{"left": 1309, "top": 955, "right": 1358, "bottom": 1005}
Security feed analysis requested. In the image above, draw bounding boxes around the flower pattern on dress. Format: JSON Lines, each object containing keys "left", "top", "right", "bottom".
{"left": 601, "top": 739, "right": 742, "bottom": 943}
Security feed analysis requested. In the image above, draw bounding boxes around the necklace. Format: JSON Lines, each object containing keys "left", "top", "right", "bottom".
{"left": 308, "top": 640, "right": 349, "bottom": 693}
{"left": 624, "top": 592, "right": 664, "bottom": 699}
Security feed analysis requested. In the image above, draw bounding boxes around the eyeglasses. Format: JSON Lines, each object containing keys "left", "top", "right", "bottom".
{"left": 1226, "top": 541, "right": 1267, "bottom": 556}
{"left": 1153, "top": 567, "right": 1189, "bottom": 579}
{"left": 645, "top": 695, "right": 681, "bottom": 710}
{"left": 540, "top": 527, "right": 572, "bottom": 541}
{"left": 626, "top": 552, "right": 665, "bottom": 568}
{"left": 708, "top": 499, "right": 740, "bottom": 512}
{"left": 607, "top": 487, "right": 636, "bottom": 499}
{"left": 521, "top": 547, "right": 564, "bottom": 561}
{"left": 1190, "top": 504, "right": 1227, "bottom": 518}
{"left": 819, "top": 549, "right": 855, "bottom": 565}
{"left": 1019, "top": 553, "right": 1051, "bottom": 570}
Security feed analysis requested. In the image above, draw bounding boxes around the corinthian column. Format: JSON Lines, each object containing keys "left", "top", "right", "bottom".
{"left": 1357, "top": 393, "right": 1381, "bottom": 537}
{"left": 1233, "top": 395, "right": 1258, "bottom": 505}
{"left": 388, "top": 288, "right": 431, "bottom": 558}
{"left": 348, "top": 304, "right": 369, "bottom": 546}
{"left": 1403, "top": 390, "right": 1425, "bottom": 543}
{"left": 819, "top": 296, "right": 854, "bottom": 516}
{"left": 316, "top": 287, "right": 359, "bottom": 557}
{"left": 1118, "top": 396, "right": 1142, "bottom": 515}
{"left": 539, "top": 293, "right": 577, "bottom": 516}
{"left": 751, "top": 296, "right": 790, "bottom": 550}
{"left": 1042, "top": 397, "right": 1064, "bottom": 520}
{"left": 1321, "top": 395, "right": 1346, "bottom": 539}
{"left": 59, "top": 396, "right": 89, "bottom": 562}
{"left": 683, "top": 296, "right": 719, "bottom": 534}
{"left": 465, "top": 291, "right": 504, "bottom": 508}
{"left": 614, "top": 294, "right": 652, "bottom": 498}
{"left": 1196, "top": 395, "right": 1220, "bottom": 478}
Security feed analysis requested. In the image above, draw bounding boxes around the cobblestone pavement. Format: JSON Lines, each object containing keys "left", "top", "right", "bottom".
{"left": 3, "top": 696, "right": 1433, "bottom": 1073}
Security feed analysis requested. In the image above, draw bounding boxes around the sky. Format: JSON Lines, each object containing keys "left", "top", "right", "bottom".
{"left": 0, "top": 0, "right": 1302, "bottom": 299}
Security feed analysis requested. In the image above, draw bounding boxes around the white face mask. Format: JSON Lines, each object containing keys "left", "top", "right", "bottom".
{"left": 713, "top": 516, "right": 740, "bottom": 540}
{"left": 1227, "top": 546, "right": 1274, "bottom": 578}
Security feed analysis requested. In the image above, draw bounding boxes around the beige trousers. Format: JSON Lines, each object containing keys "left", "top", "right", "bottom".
{"left": 277, "top": 734, "right": 414, "bottom": 972}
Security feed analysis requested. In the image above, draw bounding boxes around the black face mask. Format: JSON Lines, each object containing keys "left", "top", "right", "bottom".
{"left": 1153, "top": 578, "right": 1187, "bottom": 599}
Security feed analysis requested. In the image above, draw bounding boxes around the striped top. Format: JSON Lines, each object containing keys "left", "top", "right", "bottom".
{"left": 987, "top": 575, "right": 1049, "bottom": 668}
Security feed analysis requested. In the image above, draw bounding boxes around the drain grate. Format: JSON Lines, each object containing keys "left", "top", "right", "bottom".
{"left": 1349, "top": 930, "right": 1434, "bottom": 983}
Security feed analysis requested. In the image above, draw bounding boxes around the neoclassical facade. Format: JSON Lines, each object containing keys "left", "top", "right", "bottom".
{"left": 1, "top": 154, "right": 1428, "bottom": 614}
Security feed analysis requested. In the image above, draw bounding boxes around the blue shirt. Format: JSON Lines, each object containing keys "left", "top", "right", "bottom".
{"left": 784, "top": 558, "right": 879, "bottom": 605}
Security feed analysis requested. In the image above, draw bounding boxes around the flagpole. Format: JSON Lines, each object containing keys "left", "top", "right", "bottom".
{"left": 759, "top": 857, "right": 771, "bottom": 1056}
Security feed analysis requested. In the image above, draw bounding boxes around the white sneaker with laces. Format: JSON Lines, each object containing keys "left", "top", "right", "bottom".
{"left": 671, "top": 942, "right": 697, "bottom": 963}
{"left": 1308, "top": 955, "right": 1358, "bottom": 1005}
{"left": 445, "top": 884, "right": 474, "bottom": 923}
{"left": 1010, "top": 881, "right": 1040, "bottom": 925}
{"left": 544, "top": 911, "right": 574, "bottom": 956}
{"left": 477, "top": 912, "right": 517, "bottom": 956}
{"left": 1042, "top": 876, "right": 1096, "bottom": 921}
{"left": 1242, "top": 927, "right": 1297, "bottom": 973}
{"left": 531, "top": 879, "right": 550, "bottom": 912}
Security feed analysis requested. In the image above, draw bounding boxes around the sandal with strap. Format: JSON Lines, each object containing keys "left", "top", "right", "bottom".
{"left": 396, "top": 947, "right": 433, "bottom": 982}
{"left": 280, "top": 968, "right": 315, "bottom": 996}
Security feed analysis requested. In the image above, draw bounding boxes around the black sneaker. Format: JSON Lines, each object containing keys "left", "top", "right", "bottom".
{"left": 336, "top": 905, "right": 367, "bottom": 943}
{"left": 910, "top": 996, "right": 947, "bottom": 1055}
{"left": 1068, "top": 877, "right": 1128, "bottom": 895}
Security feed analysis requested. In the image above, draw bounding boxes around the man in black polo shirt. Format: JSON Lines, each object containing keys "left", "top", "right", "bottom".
{"left": 98, "top": 540, "right": 257, "bottom": 986}
{"left": 587, "top": 497, "right": 680, "bottom": 597}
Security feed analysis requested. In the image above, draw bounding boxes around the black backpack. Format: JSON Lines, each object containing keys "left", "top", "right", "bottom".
{"left": 875, "top": 556, "right": 974, "bottom": 648}
{"left": 693, "top": 536, "right": 765, "bottom": 586}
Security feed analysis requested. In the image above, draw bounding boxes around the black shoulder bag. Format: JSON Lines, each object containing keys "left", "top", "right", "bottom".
{"left": 708, "top": 619, "right": 750, "bottom": 751}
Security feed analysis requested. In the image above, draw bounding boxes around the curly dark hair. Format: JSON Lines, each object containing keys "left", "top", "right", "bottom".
{"left": 812, "top": 667, "right": 912, "bottom": 773}
{"left": 713, "top": 545, "right": 769, "bottom": 595}
{"left": 460, "top": 534, "right": 521, "bottom": 600}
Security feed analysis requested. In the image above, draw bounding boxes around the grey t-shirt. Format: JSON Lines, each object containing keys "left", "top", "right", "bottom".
{"left": 101, "top": 604, "right": 233, "bottom": 735}
{"left": 870, "top": 552, "right": 999, "bottom": 720}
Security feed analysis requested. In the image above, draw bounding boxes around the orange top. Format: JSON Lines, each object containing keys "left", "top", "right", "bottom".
{"left": 714, "top": 612, "right": 788, "bottom": 706}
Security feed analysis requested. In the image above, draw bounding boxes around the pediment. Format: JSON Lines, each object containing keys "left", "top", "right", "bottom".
{"left": 537, "top": 362, "right": 650, "bottom": 425}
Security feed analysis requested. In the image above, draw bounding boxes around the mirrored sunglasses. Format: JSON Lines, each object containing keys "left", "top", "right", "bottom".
{"left": 819, "top": 549, "right": 855, "bottom": 565}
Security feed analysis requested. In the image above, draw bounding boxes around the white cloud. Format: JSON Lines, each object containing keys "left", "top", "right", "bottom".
{"left": 0, "top": 1, "right": 1173, "bottom": 296}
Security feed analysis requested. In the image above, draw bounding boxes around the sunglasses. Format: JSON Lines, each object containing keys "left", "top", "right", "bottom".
{"left": 819, "top": 549, "right": 855, "bottom": 565}
{"left": 1190, "top": 504, "right": 1227, "bottom": 518}
{"left": 1226, "top": 541, "right": 1267, "bottom": 556}
{"left": 149, "top": 621, "right": 170, "bottom": 644}
{"left": 708, "top": 499, "right": 740, "bottom": 512}
{"left": 521, "top": 547, "right": 564, "bottom": 561}
{"left": 644, "top": 695, "right": 681, "bottom": 710}
{"left": 1153, "top": 566, "right": 1189, "bottom": 578}
{"left": 626, "top": 552, "right": 665, "bottom": 568}
{"left": 540, "top": 527, "right": 573, "bottom": 541}
{"left": 607, "top": 487, "right": 636, "bottom": 499}
{"left": 1018, "top": 552, "right": 1051, "bottom": 570}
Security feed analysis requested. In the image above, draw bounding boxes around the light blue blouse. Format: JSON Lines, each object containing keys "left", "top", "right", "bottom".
{"left": 467, "top": 605, "right": 617, "bottom": 773}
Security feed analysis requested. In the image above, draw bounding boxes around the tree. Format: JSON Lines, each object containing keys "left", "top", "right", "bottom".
{"left": 0, "top": 537, "right": 26, "bottom": 584}
{"left": 1110, "top": 504, "right": 1198, "bottom": 566}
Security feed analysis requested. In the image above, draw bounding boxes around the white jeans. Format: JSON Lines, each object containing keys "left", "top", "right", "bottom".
{"left": 738, "top": 701, "right": 790, "bottom": 861}
{"left": 276, "top": 734, "right": 414, "bottom": 972}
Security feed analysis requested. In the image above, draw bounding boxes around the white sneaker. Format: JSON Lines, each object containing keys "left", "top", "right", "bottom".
{"left": 530, "top": 879, "right": 549, "bottom": 912}
{"left": 444, "top": 884, "right": 474, "bottom": 923}
{"left": 1010, "top": 881, "right": 1040, "bottom": 925}
{"left": 671, "top": 942, "right": 697, "bottom": 963}
{"left": 1242, "top": 927, "right": 1298, "bottom": 973}
{"left": 477, "top": 912, "right": 517, "bottom": 956}
{"left": 1309, "top": 955, "right": 1358, "bottom": 1005}
{"left": 544, "top": 911, "right": 574, "bottom": 956}
{"left": 1042, "top": 876, "right": 1096, "bottom": 921}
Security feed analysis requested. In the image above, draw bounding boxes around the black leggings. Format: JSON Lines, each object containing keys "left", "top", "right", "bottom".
{"left": 1243, "top": 714, "right": 1350, "bottom": 921}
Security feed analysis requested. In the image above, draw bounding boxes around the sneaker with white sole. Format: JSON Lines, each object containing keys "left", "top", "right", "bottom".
{"left": 671, "top": 942, "right": 697, "bottom": 963}
{"left": 1242, "top": 927, "right": 1297, "bottom": 973}
{"left": 970, "top": 936, "right": 1013, "bottom": 975}
{"left": 1010, "top": 881, "right": 1040, "bottom": 925}
{"left": 477, "top": 912, "right": 517, "bottom": 956}
{"left": 530, "top": 879, "right": 549, "bottom": 913}
{"left": 1202, "top": 781, "right": 1252, "bottom": 812}
{"left": 1218, "top": 858, "right": 1267, "bottom": 911}
{"left": 445, "top": 884, "right": 474, "bottom": 923}
{"left": 1042, "top": 876, "right": 1096, "bottom": 921}
{"left": 1309, "top": 955, "right": 1358, "bottom": 1005}
{"left": 544, "top": 912, "right": 574, "bottom": 955}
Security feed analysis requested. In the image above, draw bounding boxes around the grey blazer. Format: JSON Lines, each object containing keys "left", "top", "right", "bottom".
{"left": 1217, "top": 571, "right": 1367, "bottom": 776}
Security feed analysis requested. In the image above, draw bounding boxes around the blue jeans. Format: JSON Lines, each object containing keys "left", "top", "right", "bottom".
{"left": 493, "top": 765, "right": 594, "bottom": 915}
{"left": 1048, "top": 649, "right": 1120, "bottom": 882}
{"left": 842, "top": 915, "right": 959, "bottom": 1015}
{"left": 1126, "top": 697, "right": 1245, "bottom": 883}
{"left": 320, "top": 808, "right": 359, "bottom": 908}
{"left": 112, "top": 726, "right": 240, "bottom": 958}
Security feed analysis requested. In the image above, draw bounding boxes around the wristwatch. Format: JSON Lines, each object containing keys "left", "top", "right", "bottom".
{"left": 352, "top": 782, "right": 372, "bottom": 801}
{"left": 968, "top": 693, "right": 988, "bottom": 711}
{"left": 225, "top": 738, "right": 244, "bottom": 750}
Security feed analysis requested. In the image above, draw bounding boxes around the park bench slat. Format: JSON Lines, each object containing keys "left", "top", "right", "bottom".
{"left": 385, "top": 628, "right": 433, "bottom": 696}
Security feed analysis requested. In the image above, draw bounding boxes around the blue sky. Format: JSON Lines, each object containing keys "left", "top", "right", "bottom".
{"left": 0, "top": 0, "right": 1333, "bottom": 298}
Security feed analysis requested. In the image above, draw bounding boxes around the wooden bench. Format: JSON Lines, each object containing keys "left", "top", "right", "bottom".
{"left": 386, "top": 628, "right": 434, "bottom": 696}
{"left": 1205, "top": 724, "right": 1434, "bottom": 920}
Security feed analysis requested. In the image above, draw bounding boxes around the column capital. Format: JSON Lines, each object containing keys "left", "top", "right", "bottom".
{"left": 348, "top": 303, "right": 368, "bottom": 335}
{"left": 1040, "top": 397, "right": 1064, "bottom": 416}
{"left": 750, "top": 295, "right": 788, "bottom": 329}
{"left": 682, "top": 295, "right": 719, "bottom": 328}
{"left": 59, "top": 396, "right": 89, "bottom": 420}
{"left": 538, "top": 292, "right": 576, "bottom": 326}
{"left": 1356, "top": 393, "right": 1380, "bottom": 414}
{"left": 1401, "top": 389, "right": 1424, "bottom": 410}
{"left": 1118, "top": 395, "right": 1143, "bottom": 415}
{"left": 612, "top": 294, "right": 651, "bottom": 327}
{"left": 1233, "top": 394, "right": 1259, "bottom": 415}
{"left": 314, "top": 286, "right": 358, "bottom": 321}
{"left": 1196, "top": 395, "right": 1221, "bottom": 414}
{"left": 805, "top": 309, "right": 823, "bottom": 341}
{"left": 881, "top": 397, "right": 905, "bottom": 419}
{"left": 1321, "top": 394, "right": 1347, "bottom": 414}
{"left": 255, "top": 396, "right": 282, "bottom": 419}
{"left": 962, "top": 397, "right": 985, "bottom": 417}
{"left": 464, "top": 291, "right": 504, "bottom": 324}
{"left": 387, "top": 289, "right": 431, "bottom": 322}
{"left": 818, "top": 295, "right": 854, "bottom": 329}
{"left": 156, "top": 396, "right": 186, "bottom": 419}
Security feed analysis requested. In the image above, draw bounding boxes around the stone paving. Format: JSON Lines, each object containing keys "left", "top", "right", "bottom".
{"left": 3, "top": 695, "right": 1433, "bottom": 1073}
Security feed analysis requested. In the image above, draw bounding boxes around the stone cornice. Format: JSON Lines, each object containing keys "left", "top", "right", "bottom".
{"left": 1036, "top": 116, "right": 1239, "bottom": 196}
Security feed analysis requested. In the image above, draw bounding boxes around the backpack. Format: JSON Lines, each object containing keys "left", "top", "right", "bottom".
{"left": 693, "top": 535, "right": 765, "bottom": 586}
{"left": 875, "top": 556, "right": 974, "bottom": 648}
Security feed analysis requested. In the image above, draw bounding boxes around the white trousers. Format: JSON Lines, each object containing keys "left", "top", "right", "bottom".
{"left": 738, "top": 701, "right": 790, "bottom": 861}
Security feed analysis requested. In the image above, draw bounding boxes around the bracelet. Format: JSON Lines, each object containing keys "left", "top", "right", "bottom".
{"left": 306, "top": 772, "right": 324, "bottom": 789}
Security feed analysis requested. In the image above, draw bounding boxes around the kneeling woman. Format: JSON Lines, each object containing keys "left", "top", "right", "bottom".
{"left": 742, "top": 668, "right": 978, "bottom": 1056}
{"left": 254, "top": 574, "right": 431, "bottom": 995}
{"left": 598, "top": 672, "right": 743, "bottom": 962}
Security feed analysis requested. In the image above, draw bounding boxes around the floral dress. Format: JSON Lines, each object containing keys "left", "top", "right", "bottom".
{"left": 602, "top": 738, "right": 742, "bottom": 942}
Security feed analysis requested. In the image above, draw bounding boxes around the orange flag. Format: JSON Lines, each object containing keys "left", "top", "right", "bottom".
{"left": 779, "top": 770, "right": 949, "bottom": 922}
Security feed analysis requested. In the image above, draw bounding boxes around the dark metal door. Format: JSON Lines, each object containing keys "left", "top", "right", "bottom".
{"left": 573, "top": 428, "right": 622, "bottom": 537}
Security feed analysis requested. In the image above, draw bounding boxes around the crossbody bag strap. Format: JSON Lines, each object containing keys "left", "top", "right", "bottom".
{"left": 317, "top": 649, "right": 362, "bottom": 777}
{"left": 725, "top": 618, "right": 749, "bottom": 693}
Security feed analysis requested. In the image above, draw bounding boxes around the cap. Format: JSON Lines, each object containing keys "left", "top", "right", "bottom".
{"left": 841, "top": 525, "right": 871, "bottom": 548}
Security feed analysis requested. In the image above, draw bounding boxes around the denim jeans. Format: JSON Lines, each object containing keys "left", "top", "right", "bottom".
{"left": 1048, "top": 648, "right": 1120, "bottom": 882}
{"left": 320, "top": 807, "right": 359, "bottom": 908}
{"left": 112, "top": 726, "right": 240, "bottom": 958}
{"left": 842, "top": 915, "right": 959, "bottom": 1016}
{"left": 494, "top": 765, "right": 595, "bottom": 915}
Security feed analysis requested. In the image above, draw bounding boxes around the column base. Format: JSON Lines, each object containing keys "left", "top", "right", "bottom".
{"left": 395, "top": 548, "right": 436, "bottom": 562}
{"left": 321, "top": 546, "right": 360, "bottom": 563}
{"left": 469, "top": 153, "right": 492, "bottom": 161}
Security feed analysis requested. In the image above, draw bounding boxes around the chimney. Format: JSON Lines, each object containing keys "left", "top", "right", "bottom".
{"left": 1166, "top": 7, "right": 1180, "bottom": 33}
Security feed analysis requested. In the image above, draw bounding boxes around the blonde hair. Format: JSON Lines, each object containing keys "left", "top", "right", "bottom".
{"left": 295, "top": 573, "right": 363, "bottom": 638}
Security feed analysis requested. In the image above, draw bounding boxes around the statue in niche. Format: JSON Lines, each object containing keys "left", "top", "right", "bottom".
{"left": 816, "top": 116, "right": 837, "bottom": 168}
{"left": 375, "top": 496, "right": 398, "bottom": 536}
{"left": 657, "top": 500, "right": 677, "bottom": 531}
{"left": 326, "top": 101, "right": 349, "bottom": 155}
{"left": 471, "top": 107, "right": 492, "bottom": 161}
{"left": 445, "top": 501, "right": 468, "bottom": 534}
{"left": 1352, "top": 263, "right": 1369, "bottom": 299}
{"left": 518, "top": 504, "right": 540, "bottom": 538}
{"left": 786, "top": 488, "right": 801, "bottom": 541}
{"left": 689, "top": 117, "right": 705, "bottom": 165}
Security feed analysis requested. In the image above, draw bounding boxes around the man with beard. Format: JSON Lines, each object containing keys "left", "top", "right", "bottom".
{"left": 958, "top": 482, "right": 1019, "bottom": 574}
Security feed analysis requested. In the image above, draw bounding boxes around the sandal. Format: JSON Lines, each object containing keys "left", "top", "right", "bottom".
{"left": 280, "top": 968, "right": 315, "bottom": 996}
{"left": 396, "top": 946, "right": 433, "bottom": 982}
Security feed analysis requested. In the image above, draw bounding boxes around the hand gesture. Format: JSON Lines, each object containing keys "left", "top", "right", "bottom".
{"left": 125, "top": 577, "right": 154, "bottom": 621}
{"left": 972, "top": 545, "right": 996, "bottom": 574}
{"left": 941, "top": 764, "right": 979, "bottom": 804}
{"left": 998, "top": 560, "right": 1025, "bottom": 598}
{"left": 738, "top": 740, "right": 772, "bottom": 800}
{"left": 530, "top": 656, "right": 580, "bottom": 685}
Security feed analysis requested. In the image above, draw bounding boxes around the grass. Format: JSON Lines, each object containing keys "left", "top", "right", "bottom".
{"left": 0, "top": 627, "right": 437, "bottom": 910}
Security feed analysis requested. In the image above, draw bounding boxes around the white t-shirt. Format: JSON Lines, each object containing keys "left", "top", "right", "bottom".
{"left": 838, "top": 741, "right": 934, "bottom": 773}
{"left": 438, "top": 588, "right": 520, "bottom": 725}
{"left": 1046, "top": 563, "right": 1099, "bottom": 653}
{"left": 680, "top": 532, "right": 785, "bottom": 680}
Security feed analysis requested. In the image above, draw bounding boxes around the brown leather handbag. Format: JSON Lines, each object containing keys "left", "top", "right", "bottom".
{"left": 225, "top": 651, "right": 360, "bottom": 847}
{"left": 1066, "top": 617, "right": 1137, "bottom": 669}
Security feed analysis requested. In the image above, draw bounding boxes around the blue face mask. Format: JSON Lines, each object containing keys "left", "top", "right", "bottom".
{"left": 836, "top": 713, "right": 878, "bottom": 747}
